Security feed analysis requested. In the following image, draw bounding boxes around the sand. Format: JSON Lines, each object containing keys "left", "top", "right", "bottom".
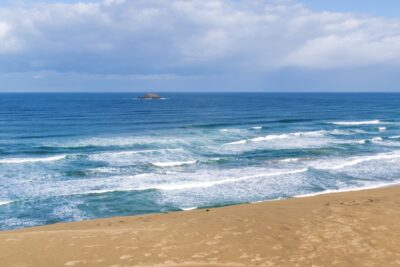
{"left": 1, "top": 186, "right": 400, "bottom": 267}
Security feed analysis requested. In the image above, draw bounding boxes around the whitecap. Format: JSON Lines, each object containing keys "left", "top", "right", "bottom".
{"left": 378, "top": 127, "right": 386, "bottom": 132}
{"left": 88, "top": 148, "right": 188, "bottom": 166}
{"left": 331, "top": 120, "right": 381, "bottom": 126}
{"left": 91, "top": 148, "right": 183, "bottom": 158}
{"left": 218, "top": 128, "right": 246, "bottom": 134}
{"left": 0, "top": 155, "right": 66, "bottom": 164}
{"left": 280, "top": 158, "right": 300, "bottom": 163}
{"left": 225, "top": 130, "right": 326, "bottom": 145}
{"left": 251, "top": 126, "right": 262, "bottom": 130}
{"left": 251, "top": 134, "right": 289, "bottom": 142}
{"left": 75, "top": 167, "right": 308, "bottom": 196}
{"left": 47, "top": 136, "right": 187, "bottom": 148}
{"left": 136, "top": 168, "right": 308, "bottom": 191}
{"left": 151, "top": 160, "right": 198, "bottom": 167}
{"left": 311, "top": 151, "right": 400, "bottom": 170}
{"left": 0, "top": 200, "right": 12, "bottom": 206}
{"left": 371, "top": 137, "right": 383, "bottom": 143}
{"left": 329, "top": 129, "right": 362, "bottom": 135}
{"left": 225, "top": 140, "right": 247, "bottom": 145}
{"left": 220, "top": 130, "right": 341, "bottom": 151}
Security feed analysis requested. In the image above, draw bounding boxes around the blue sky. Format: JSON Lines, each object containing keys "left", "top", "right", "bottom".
{"left": 0, "top": 0, "right": 400, "bottom": 92}
{"left": 301, "top": 0, "right": 400, "bottom": 18}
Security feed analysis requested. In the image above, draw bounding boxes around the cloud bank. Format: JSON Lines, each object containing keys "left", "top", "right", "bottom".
{"left": 0, "top": 0, "right": 400, "bottom": 91}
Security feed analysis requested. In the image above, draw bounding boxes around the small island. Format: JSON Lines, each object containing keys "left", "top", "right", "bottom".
{"left": 138, "top": 93, "right": 161, "bottom": 100}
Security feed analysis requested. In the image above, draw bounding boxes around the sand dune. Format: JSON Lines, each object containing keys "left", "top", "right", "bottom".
{"left": 1, "top": 186, "right": 400, "bottom": 267}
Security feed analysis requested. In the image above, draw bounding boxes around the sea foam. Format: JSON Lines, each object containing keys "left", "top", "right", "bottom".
{"left": 224, "top": 130, "right": 329, "bottom": 146}
{"left": 0, "top": 155, "right": 66, "bottom": 164}
{"left": 151, "top": 160, "right": 198, "bottom": 167}
{"left": 331, "top": 120, "right": 381, "bottom": 125}
{"left": 0, "top": 200, "right": 12, "bottom": 206}
{"left": 311, "top": 151, "right": 400, "bottom": 170}
{"left": 135, "top": 168, "right": 308, "bottom": 191}
{"left": 294, "top": 180, "right": 400, "bottom": 199}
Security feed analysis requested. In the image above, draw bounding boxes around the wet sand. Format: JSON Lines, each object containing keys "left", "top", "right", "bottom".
{"left": 1, "top": 186, "right": 400, "bottom": 267}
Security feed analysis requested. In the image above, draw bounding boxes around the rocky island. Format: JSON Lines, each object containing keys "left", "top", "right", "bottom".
{"left": 138, "top": 93, "right": 161, "bottom": 100}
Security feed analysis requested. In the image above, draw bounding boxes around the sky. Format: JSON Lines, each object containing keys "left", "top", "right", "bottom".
{"left": 0, "top": 0, "right": 400, "bottom": 92}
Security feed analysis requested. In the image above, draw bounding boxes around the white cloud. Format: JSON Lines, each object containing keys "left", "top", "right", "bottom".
{"left": 0, "top": 21, "right": 22, "bottom": 53}
{"left": 0, "top": 0, "right": 400, "bottom": 74}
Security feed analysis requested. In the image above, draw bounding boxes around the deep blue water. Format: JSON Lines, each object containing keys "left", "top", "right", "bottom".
{"left": 1, "top": 93, "right": 400, "bottom": 230}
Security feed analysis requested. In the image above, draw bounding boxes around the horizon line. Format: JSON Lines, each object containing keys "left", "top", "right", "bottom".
{"left": 1, "top": 91, "right": 400, "bottom": 94}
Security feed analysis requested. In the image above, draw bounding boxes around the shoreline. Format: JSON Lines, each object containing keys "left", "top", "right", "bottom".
{"left": 1, "top": 186, "right": 400, "bottom": 266}
{"left": 3, "top": 181, "right": 400, "bottom": 231}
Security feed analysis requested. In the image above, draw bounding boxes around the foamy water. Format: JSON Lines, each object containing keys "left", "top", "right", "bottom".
{"left": 0, "top": 155, "right": 66, "bottom": 164}
{"left": 331, "top": 120, "right": 381, "bottom": 125}
{"left": 1, "top": 93, "right": 400, "bottom": 230}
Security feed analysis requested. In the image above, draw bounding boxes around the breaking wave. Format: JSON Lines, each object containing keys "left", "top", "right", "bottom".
{"left": 0, "top": 200, "right": 13, "bottom": 206}
{"left": 331, "top": 120, "right": 381, "bottom": 126}
{"left": 311, "top": 151, "right": 400, "bottom": 170}
{"left": 294, "top": 181, "right": 400, "bottom": 199}
{"left": 151, "top": 160, "right": 198, "bottom": 167}
{"left": 83, "top": 168, "right": 309, "bottom": 194}
{"left": 0, "top": 155, "right": 66, "bottom": 164}
{"left": 224, "top": 130, "right": 327, "bottom": 145}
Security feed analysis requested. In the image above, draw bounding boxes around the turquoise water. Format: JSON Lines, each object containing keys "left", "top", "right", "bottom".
{"left": 1, "top": 93, "right": 400, "bottom": 230}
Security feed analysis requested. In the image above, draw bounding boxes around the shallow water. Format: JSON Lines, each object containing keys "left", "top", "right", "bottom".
{"left": 1, "top": 93, "right": 400, "bottom": 230}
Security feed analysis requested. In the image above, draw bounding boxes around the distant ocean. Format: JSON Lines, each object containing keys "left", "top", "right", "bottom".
{"left": 1, "top": 93, "right": 400, "bottom": 230}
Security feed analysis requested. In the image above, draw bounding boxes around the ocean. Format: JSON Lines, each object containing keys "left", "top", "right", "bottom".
{"left": 1, "top": 93, "right": 400, "bottom": 230}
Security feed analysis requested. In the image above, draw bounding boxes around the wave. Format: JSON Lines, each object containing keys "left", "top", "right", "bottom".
{"left": 225, "top": 140, "right": 247, "bottom": 145}
{"left": 0, "top": 155, "right": 66, "bottom": 164}
{"left": 329, "top": 129, "right": 365, "bottom": 135}
{"left": 270, "top": 118, "right": 314, "bottom": 124}
{"left": 312, "top": 151, "right": 400, "bottom": 170}
{"left": 378, "top": 127, "right": 386, "bottom": 132}
{"left": 224, "top": 130, "right": 327, "bottom": 145}
{"left": 251, "top": 134, "right": 289, "bottom": 142}
{"left": 185, "top": 122, "right": 240, "bottom": 129}
{"left": 294, "top": 181, "right": 400, "bottom": 199}
{"left": 151, "top": 160, "right": 198, "bottom": 167}
{"left": 389, "top": 136, "right": 400, "bottom": 139}
{"left": 371, "top": 137, "right": 383, "bottom": 143}
{"left": 331, "top": 120, "right": 381, "bottom": 126}
{"left": 46, "top": 136, "right": 186, "bottom": 148}
{"left": 251, "top": 126, "right": 262, "bottom": 130}
{"left": 145, "top": 168, "right": 308, "bottom": 191}
{"left": 218, "top": 128, "right": 246, "bottom": 134}
{"left": 280, "top": 158, "right": 300, "bottom": 162}
{"left": 0, "top": 200, "right": 12, "bottom": 206}
{"left": 88, "top": 148, "right": 187, "bottom": 164}
{"left": 224, "top": 128, "right": 375, "bottom": 146}
{"left": 94, "top": 148, "right": 183, "bottom": 156}
{"left": 80, "top": 168, "right": 308, "bottom": 195}
{"left": 356, "top": 136, "right": 393, "bottom": 145}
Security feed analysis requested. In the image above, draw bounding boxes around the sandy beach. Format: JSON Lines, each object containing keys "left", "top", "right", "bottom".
{"left": 1, "top": 186, "right": 400, "bottom": 267}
